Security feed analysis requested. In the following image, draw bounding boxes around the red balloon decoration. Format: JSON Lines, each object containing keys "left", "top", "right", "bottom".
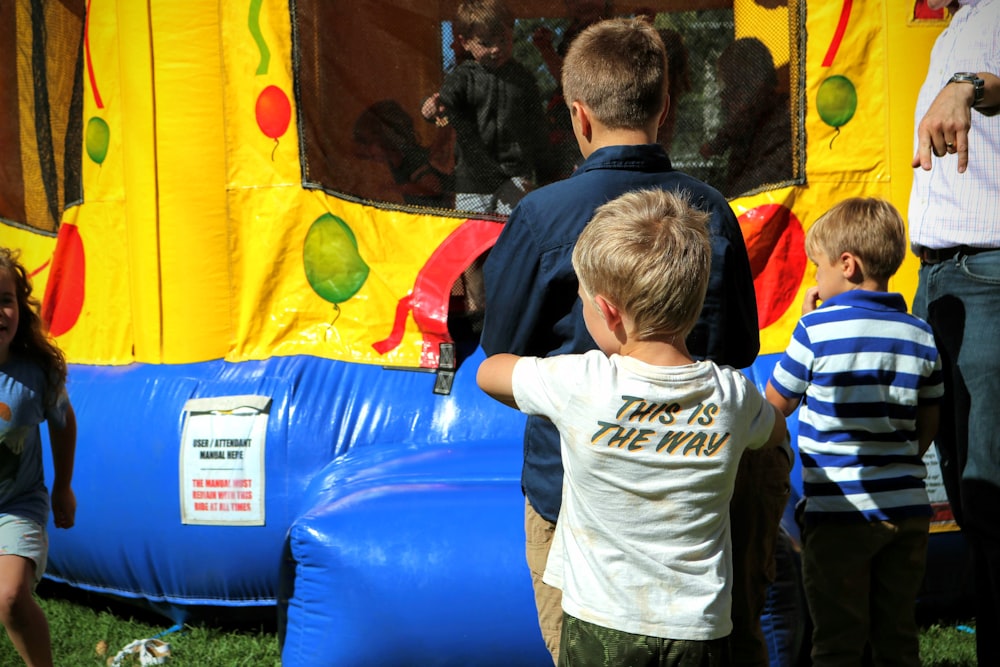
{"left": 738, "top": 204, "right": 807, "bottom": 330}
{"left": 255, "top": 85, "right": 291, "bottom": 139}
{"left": 41, "top": 223, "right": 86, "bottom": 337}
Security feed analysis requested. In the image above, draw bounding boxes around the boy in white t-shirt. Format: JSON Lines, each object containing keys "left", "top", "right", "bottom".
{"left": 477, "top": 188, "right": 787, "bottom": 666}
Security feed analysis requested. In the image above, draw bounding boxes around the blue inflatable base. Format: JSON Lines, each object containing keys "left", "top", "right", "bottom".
{"left": 43, "top": 346, "right": 965, "bottom": 665}
{"left": 279, "top": 440, "right": 550, "bottom": 666}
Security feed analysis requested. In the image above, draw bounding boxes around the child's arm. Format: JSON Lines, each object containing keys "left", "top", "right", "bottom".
{"left": 48, "top": 403, "right": 77, "bottom": 529}
{"left": 916, "top": 403, "right": 940, "bottom": 457}
{"left": 763, "top": 404, "right": 787, "bottom": 449}
{"left": 476, "top": 353, "right": 522, "bottom": 409}
{"left": 765, "top": 379, "right": 801, "bottom": 417}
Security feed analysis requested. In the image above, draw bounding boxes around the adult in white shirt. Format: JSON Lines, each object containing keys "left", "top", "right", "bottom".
{"left": 908, "top": 1, "right": 1000, "bottom": 663}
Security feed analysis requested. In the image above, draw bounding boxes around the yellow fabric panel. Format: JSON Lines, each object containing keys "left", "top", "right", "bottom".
{"left": 147, "top": 3, "right": 231, "bottom": 363}
{"left": 0, "top": 226, "right": 57, "bottom": 281}
{"left": 220, "top": 0, "right": 300, "bottom": 190}
{"left": 806, "top": 0, "right": 888, "bottom": 183}
{"left": 228, "top": 186, "right": 464, "bottom": 367}
{"left": 114, "top": 0, "right": 161, "bottom": 361}
{"left": 39, "top": 204, "right": 135, "bottom": 363}
{"left": 24, "top": 2, "right": 139, "bottom": 364}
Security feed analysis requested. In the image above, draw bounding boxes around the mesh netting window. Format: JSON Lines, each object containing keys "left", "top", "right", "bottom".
{"left": 0, "top": 0, "right": 84, "bottom": 234}
{"left": 294, "top": 0, "right": 803, "bottom": 214}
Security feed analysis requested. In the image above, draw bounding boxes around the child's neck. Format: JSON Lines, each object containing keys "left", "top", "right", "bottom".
{"left": 843, "top": 276, "right": 890, "bottom": 294}
{"left": 618, "top": 337, "right": 695, "bottom": 368}
{"left": 579, "top": 120, "right": 660, "bottom": 159}
{"left": 867, "top": 278, "right": 890, "bottom": 292}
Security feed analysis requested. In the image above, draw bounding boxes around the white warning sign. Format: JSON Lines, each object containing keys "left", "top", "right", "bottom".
{"left": 179, "top": 395, "right": 270, "bottom": 525}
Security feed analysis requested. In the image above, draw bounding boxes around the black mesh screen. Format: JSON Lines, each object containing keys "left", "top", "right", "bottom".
{"left": 296, "top": 0, "right": 805, "bottom": 214}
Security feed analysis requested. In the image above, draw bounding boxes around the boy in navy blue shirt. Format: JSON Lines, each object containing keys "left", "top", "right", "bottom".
{"left": 481, "top": 16, "right": 784, "bottom": 665}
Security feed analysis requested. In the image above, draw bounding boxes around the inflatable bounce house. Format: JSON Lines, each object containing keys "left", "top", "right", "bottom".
{"left": 0, "top": 0, "right": 970, "bottom": 664}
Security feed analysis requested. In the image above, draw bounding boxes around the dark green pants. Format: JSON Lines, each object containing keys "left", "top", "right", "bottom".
{"left": 558, "top": 614, "right": 731, "bottom": 667}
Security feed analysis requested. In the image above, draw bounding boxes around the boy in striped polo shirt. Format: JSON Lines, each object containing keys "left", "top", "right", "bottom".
{"left": 765, "top": 197, "right": 943, "bottom": 667}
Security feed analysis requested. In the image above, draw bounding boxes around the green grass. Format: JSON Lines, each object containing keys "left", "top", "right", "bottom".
{"left": 0, "top": 582, "right": 978, "bottom": 666}
{"left": 1, "top": 582, "right": 280, "bottom": 666}
{"left": 919, "top": 622, "right": 978, "bottom": 667}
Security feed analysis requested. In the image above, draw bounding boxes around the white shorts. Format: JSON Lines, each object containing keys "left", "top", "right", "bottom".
{"left": 0, "top": 515, "right": 48, "bottom": 586}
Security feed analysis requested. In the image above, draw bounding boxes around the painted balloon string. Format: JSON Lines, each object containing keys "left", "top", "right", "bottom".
{"left": 829, "top": 126, "right": 841, "bottom": 150}
{"left": 28, "top": 259, "right": 51, "bottom": 279}
{"left": 324, "top": 305, "right": 342, "bottom": 342}
{"left": 271, "top": 138, "right": 279, "bottom": 161}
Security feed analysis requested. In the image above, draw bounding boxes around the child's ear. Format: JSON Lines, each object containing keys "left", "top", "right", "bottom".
{"left": 594, "top": 294, "right": 622, "bottom": 329}
{"left": 657, "top": 94, "right": 671, "bottom": 128}
{"left": 840, "top": 252, "right": 862, "bottom": 281}
{"left": 571, "top": 101, "right": 593, "bottom": 142}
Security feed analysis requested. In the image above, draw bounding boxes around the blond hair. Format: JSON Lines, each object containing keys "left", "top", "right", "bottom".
{"left": 455, "top": 0, "right": 512, "bottom": 40}
{"left": 0, "top": 247, "right": 67, "bottom": 407}
{"left": 561, "top": 17, "right": 668, "bottom": 130}
{"left": 806, "top": 197, "right": 906, "bottom": 281}
{"left": 572, "top": 189, "right": 711, "bottom": 340}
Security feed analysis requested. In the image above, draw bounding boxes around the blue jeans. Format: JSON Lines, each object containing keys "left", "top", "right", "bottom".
{"left": 913, "top": 248, "right": 1000, "bottom": 664}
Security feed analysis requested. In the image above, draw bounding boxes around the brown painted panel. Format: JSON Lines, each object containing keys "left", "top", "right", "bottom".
{"left": 0, "top": 1, "right": 26, "bottom": 226}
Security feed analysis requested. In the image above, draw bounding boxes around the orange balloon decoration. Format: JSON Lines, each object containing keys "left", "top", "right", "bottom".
{"left": 255, "top": 85, "right": 291, "bottom": 139}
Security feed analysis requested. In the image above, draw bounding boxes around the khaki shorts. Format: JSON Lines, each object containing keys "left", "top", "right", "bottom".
{"left": 526, "top": 498, "right": 562, "bottom": 664}
{"left": 0, "top": 514, "right": 48, "bottom": 586}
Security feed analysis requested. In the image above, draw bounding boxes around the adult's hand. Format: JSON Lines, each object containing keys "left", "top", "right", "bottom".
{"left": 912, "top": 82, "right": 974, "bottom": 173}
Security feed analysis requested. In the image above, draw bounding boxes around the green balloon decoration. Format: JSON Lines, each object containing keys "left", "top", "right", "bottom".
{"left": 85, "top": 117, "right": 110, "bottom": 165}
{"left": 303, "top": 213, "right": 370, "bottom": 306}
{"left": 817, "top": 75, "right": 857, "bottom": 129}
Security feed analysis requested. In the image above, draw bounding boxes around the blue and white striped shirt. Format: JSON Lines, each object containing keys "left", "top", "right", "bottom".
{"left": 769, "top": 291, "right": 943, "bottom": 522}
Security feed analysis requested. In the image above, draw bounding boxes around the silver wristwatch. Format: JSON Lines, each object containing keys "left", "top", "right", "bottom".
{"left": 949, "top": 72, "right": 985, "bottom": 107}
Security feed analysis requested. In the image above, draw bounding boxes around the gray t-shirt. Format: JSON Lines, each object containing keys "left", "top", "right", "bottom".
{"left": 0, "top": 357, "right": 68, "bottom": 525}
